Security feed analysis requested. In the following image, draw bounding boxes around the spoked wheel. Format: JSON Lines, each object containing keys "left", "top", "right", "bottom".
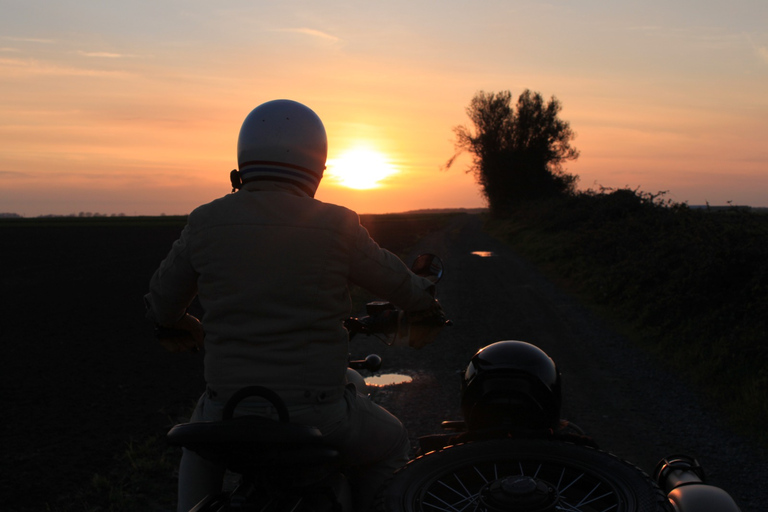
{"left": 376, "top": 439, "right": 671, "bottom": 512}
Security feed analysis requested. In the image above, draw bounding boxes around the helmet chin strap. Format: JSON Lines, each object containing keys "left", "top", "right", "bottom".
{"left": 230, "top": 169, "right": 242, "bottom": 192}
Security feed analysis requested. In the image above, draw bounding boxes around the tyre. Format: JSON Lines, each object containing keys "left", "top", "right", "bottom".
{"left": 376, "top": 439, "right": 671, "bottom": 512}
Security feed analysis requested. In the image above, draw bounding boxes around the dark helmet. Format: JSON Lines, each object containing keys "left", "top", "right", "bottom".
{"left": 461, "top": 341, "right": 561, "bottom": 432}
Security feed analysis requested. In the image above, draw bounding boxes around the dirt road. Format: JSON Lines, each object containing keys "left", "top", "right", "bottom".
{"left": 356, "top": 213, "right": 764, "bottom": 511}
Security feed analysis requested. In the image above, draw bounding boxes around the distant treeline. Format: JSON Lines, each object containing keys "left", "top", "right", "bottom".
{"left": 0, "top": 215, "right": 190, "bottom": 228}
{"left": 0, "top": 212, "right": 177, "bottom": 219}
{"left": 488, "top": 187, "right": 768, "bottom": 444}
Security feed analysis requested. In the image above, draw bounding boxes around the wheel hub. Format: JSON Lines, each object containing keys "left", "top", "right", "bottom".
{"left": 479, "top": 475, "right": 559, "bottom": 511}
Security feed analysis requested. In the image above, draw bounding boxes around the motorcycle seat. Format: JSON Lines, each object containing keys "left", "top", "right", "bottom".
{"left": 167, "top": 415, "right": 340, "bottom": 475}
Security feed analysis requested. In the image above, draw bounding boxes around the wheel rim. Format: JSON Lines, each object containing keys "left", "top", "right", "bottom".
{"left": 415, "top": 458, "right": 626, "bottom": 512}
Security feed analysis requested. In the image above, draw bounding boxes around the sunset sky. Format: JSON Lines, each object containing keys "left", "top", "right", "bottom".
{"left": 2, "top": 1, "right": 767, "bottom": 217}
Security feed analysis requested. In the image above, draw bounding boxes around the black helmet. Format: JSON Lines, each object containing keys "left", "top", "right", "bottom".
{"left": 461, "top": 341, "right": 561, "bottom": 432}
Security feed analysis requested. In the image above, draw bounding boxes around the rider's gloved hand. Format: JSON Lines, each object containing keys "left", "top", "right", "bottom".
{"left": 156, "top": 313, "right": 205, "bottom": 353}
{"left": 405, "top": 299, "right": 446, "bottom": 349}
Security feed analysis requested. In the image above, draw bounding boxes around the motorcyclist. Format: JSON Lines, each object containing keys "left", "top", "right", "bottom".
{"left": 144, "top": 99, "right": 443, "bottom": 512}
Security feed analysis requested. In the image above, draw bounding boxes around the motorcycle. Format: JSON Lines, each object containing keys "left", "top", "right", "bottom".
{"left": 165, "top": 254, "right": 742, "bottom": 512}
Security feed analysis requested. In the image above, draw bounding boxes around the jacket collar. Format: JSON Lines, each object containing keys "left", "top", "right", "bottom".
{"left": 241, "top": 180, "right": 313, "bottom": 198}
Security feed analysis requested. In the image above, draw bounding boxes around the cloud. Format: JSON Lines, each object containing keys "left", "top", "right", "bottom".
{"left": 625, "top": 25, "right": 663, "bottom": 32}
{"left": 741, "top": 33, "right": 768, "bottom": 66}
{"left": 0, "top": 57, "right": 134, "bottom": 78}
{"left": 77, "top": 51, "right": 130, "bottom": 58}
{"left": 0, "top": 170, "right": 33, "bottom": 178}
{"left": 277, "top": 28, "right": 341, "bottom": 43}
{"left": 757, "top": 46, "right": 768, "bottom": 65}
{"left": 3, "top": 36, "right": 55, "bottom": 44}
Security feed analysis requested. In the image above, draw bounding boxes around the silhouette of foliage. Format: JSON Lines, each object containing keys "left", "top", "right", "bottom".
{"left": 448, "top": 90, "right": 580, "bottom": 216}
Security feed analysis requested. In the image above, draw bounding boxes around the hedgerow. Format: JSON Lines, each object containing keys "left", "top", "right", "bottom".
{"left": 490, "top": 188, "right": 768, "bottom": 443}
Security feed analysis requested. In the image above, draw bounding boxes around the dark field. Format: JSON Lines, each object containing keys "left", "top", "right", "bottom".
{"left": 0, "top": 213, "right": 453, "bottom": 511}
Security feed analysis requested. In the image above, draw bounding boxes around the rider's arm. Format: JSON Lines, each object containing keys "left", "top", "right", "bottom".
{"left": 347, "top": 222, "right": 436, "bottom": 312}
{"left": 144, "top": 223, "right": 200, "bottom": 327}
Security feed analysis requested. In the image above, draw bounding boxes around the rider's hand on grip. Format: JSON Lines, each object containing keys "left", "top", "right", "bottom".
{"left": 406, "top": 299, "right": 446, "bottom": 349}
{"left": 157, "top": 313, "right": 205, "bottom": 353}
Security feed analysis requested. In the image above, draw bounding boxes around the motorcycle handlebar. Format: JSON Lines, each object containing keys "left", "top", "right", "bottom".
{"left": 349, "top": 354, "right": 383, "bottom": 372}
{"left": 344, "top": 303, "right": 450, "bottom": 342}
{"left": 654, "top": 455, "right": 742, "bottom": 512}
{"left": 344, "top": 302, "right": 400, "bottom": 338}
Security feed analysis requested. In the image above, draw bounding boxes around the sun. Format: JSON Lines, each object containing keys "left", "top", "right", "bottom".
{"left": 326, "top": 147, "right": 399, "bottom": 189}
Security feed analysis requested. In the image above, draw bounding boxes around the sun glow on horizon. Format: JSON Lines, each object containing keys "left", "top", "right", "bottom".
{"left": 325, "top": 147, "right": 400, "bottom": 190}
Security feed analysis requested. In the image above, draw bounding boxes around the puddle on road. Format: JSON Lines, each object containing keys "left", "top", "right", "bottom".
{"left": 471, "top": 251, "right": 495, "bottom": 257}
{"left": 365, "top": 373, "right": 413, "bottom": 387}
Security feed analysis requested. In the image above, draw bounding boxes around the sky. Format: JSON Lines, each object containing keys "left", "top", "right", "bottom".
{"left": 1, "top": 0, "right": 767, "bottom": 216}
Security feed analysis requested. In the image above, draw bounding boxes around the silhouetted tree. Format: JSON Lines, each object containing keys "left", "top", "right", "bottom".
{"left": 448, "top": 89, "right": 580, "bottom": 215}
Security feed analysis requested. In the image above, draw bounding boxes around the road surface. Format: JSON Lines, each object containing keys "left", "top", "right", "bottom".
{"left": 354, "top": 213, "right": 764, "bottom": 511}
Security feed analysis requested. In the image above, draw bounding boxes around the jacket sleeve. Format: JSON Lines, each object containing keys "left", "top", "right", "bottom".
{"left": 347, "top": 222, "right": 435, "bottom": 312}
{"left": 144, "top": 224, "right": 199, "bottom": 325}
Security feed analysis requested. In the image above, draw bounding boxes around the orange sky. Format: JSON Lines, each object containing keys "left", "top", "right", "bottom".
{"left": 2, "top": 2, "right": 767, "bottom": 216}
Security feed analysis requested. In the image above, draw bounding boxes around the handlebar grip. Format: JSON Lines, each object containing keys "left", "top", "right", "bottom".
{"left": 349, "top": 354, "right": 382, "bottom": 372}
{"left": 655, "top": 455, "right": 742, "bottom": 512}
{"left": 154, "top": 325, "right": 191, "bottom": 339}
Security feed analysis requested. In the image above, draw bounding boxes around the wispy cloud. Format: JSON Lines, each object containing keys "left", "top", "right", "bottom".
{"left": 277, "top": 28, "right": 341, "bottom": 43}
{"left": 757, "top": 46, "right": 768, "bottom": 66}
{"left": 742, "top": 33, "right": 768, "bottom": 67}
{"left": 3, "top": 36, "right": 55, "bottom": 44}
{"left": 624, "top": 25, "right": 664, "bottom": 32}
{"left": 623, "top": 25, "right": 743, "bottom": 49}
{"left": 0, "top": 57, "right": 134, "bottom": 78}
{"left": 0, "top": 170, "right": 33, "bottom": 178}
{"left": 77, "top": 51, "right": 130, "bottom": 59}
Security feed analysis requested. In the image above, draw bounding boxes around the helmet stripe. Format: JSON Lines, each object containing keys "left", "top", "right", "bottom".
{"left": 240, "top": 165, "right": 320, "bottom": 184}
{"left": 239, "top": 160, "right": 322, "bottom": 181}
{"left": 240, "top": 175, "right": 317, "bottom": 197}
{"left": 239, "top": 161, "right": 322, "bottom": 196}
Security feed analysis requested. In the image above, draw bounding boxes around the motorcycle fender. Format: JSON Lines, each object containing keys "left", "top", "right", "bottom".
{"left": 345, "top": 368, "right": 368, "bottom": 395}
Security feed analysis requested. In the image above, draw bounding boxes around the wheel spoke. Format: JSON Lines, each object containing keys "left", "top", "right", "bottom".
{"left": 473, "top": 465, "right": 490, "bottom": 484}
{"left": 422, "top": 492, "right": 470, "bottom": 512}
{"left": 556, "top": 467, "right": 566, "bottom": 489}
{"left": 558, "top": 471, "right": 585, "bottom": 493}
{"left": 424, "top": 469, "right": 484, "bottom": 512}
{"left": 575, "top": 483, "right": 614, "bottom": 508}
{"left": 424, "top": 490, "right": 478, "bottom": 512}
{"left": 424, "top": 462, "right": 626, "bottom": 512}
{"left": 388, "top": 441, "right": 657, "bottom": 512}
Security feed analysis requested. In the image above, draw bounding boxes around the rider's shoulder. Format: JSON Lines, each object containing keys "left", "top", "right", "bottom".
{"left": 306, "top": 198, "right": 361, "bottom": 227}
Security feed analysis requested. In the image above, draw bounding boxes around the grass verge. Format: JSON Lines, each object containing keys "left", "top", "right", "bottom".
{"left": 486, "top": 190, "right": 768, "bottom": 446}
{"left": 48, "top": 437, "right": 179, "bottom": 512}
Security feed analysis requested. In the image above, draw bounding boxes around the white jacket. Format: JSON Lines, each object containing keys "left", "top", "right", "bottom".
{"left": 145, "top": 181, "right": 436, "bottom": 405}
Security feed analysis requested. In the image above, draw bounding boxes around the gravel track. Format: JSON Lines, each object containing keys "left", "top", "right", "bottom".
{"left": 354, "top": 213, "right": 765, "bottom": 511}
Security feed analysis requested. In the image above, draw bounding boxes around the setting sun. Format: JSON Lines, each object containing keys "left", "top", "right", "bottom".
{"left": 326, "top": 148, "right": 400, "bottom": 190}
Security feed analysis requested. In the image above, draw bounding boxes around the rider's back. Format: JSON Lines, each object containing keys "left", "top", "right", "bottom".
{"left": 150, "top": 179, "right": 434, "bottom": 406}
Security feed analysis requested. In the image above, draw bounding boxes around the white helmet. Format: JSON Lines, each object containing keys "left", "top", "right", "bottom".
{"left": 236, "top": 99, "right": 327, "bottom": 197}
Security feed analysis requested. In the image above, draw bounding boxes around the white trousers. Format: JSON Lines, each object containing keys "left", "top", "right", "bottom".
{"left": 177, "top": 385, "right": 410, "bottom": 512}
